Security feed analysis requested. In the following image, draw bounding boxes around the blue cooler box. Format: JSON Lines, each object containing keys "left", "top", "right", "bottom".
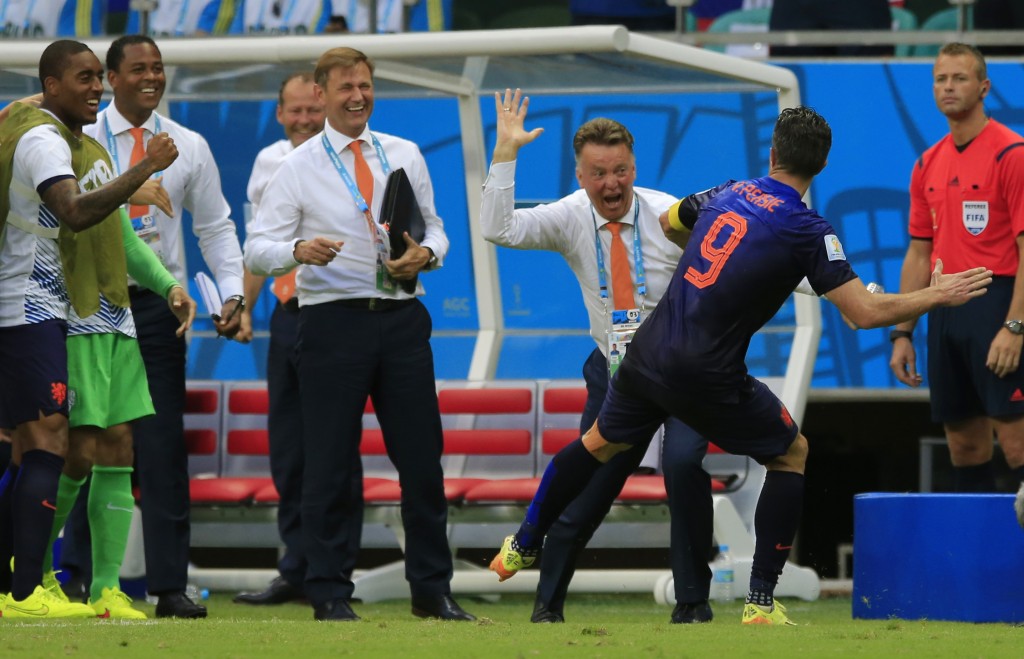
{"left": 853, "top": 493, "right": 1024, "bottom": 623}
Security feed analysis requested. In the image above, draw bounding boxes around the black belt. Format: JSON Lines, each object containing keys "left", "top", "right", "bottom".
{"left": 281, "top": 297, "right": 300, "bottom": 313}
{"left": 333, "top": 297, "right": 416, "bottom": 312}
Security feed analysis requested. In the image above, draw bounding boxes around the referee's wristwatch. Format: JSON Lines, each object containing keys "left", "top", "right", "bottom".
{"left": 1004, "top": 319, "right": 1024, "bottom": 336}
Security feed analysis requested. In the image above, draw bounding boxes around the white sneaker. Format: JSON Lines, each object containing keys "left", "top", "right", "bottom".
{"left": 1014, "top": 482, "right": 1024, "bottom": 529}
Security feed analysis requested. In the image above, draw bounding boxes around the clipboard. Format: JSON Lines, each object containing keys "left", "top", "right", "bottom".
{"left": 380, "top": 168, "right": 426, "bottom": 294}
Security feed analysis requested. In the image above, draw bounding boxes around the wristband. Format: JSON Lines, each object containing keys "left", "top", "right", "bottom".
{"left": 667, "top": 200, "right": 685, "bottom": 231}
{"left": 889, "top": 329, "right": 913, "bottom": 343}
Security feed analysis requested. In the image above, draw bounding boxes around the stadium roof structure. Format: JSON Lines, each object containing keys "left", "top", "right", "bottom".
{"left": 0, "top": 26, "right": 817, "bottom": 424}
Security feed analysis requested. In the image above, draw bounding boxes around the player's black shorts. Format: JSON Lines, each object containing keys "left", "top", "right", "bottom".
{"left": 928, "top": 277, "right": 1024, "bottom": 423}
{"left": 597, "top": 362, "right": 799, "bottom": 464}
{"left": 0, "top": 319, "right": 69, "bottom": 429}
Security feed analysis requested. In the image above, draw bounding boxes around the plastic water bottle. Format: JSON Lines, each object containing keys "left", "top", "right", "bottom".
{"left": 186, "top": 583, "right": 210, "bottom": 602}
{"left": 711, "top": 545, "right": 735, "bottom": 603}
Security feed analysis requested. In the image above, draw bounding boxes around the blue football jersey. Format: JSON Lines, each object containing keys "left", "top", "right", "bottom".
{"left": 627, "top": 176, "right": 856, "bottom": 397}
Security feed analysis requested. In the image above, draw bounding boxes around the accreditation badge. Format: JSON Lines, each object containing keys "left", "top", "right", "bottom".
{"left": 131, "top": 214, "right": 166, "bottom": 264}
{"left": 606, "top": 307, "right": 643, "bottom": 378}
{"left": 372, "top": 223, "right": 397, "bottom": 293}
{"left": 962, "top": 201, "right": 989, "bottom": 236}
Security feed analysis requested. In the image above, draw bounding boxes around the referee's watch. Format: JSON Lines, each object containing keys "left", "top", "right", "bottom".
{"left": 1004, "top": 319, "right": 1024, "bottom": 336}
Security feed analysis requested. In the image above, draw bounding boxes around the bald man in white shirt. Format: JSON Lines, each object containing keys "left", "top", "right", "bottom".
{"left": 245, "top": 46, "right": 473, "bottom": 623}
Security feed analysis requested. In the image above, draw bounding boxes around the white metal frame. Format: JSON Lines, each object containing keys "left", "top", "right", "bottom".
{"left": 0, "top": 27, "right": 821, "bottom": 600}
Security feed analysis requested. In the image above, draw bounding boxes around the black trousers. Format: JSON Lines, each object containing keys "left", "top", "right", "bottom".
{"left": 297, "top": 299, "right": 452, "bottom": 606}
{"left": 131, "top": 290, "right": 190, "bottom": 595}
{"left": 535, "top": 348, "right": 714, "bottom": 611}
{"left": 267, "top": 301, "right": 362, "bottom": 588}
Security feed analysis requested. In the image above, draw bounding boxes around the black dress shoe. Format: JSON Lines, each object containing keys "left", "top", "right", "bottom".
{"left": 233, "top": 576, "right": 305, "bottom": 605}
{"left": 671, "top": 600, "right": 713, "bottom": 624}
{"left": 313, "top": 599, "right": 359, "bottom": 621}
{"left": 410, "top": 594, "right": 476, "bottom": 621}
{"left": 530, "top": 598, "right": 564, "bottom": 623}
{"left": 155, "top": 591, "right": 208, "bottom": 619}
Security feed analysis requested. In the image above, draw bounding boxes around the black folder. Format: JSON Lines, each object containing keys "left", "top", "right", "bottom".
{"left": 380, "top": 167, "right": 426, "bottom": 294}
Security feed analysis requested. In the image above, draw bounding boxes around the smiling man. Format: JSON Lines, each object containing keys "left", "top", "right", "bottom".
{"left": 62, "top": 34, "right": 245, "bottom": 619}
{"left": 244, "top": 46, "right": 473, "bottom": 623}
{"left": 0, "top": 39, "right": 177, "bottom": 618}
{"left": 233, "top": 72, "right": 332, "bottom": 607}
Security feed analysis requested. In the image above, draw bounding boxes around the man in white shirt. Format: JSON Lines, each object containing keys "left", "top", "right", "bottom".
{"left": 245, "top": 46, "right": 473, "bottom": 623}
{"left": 233, "top": 72, "right": 334, "bottom": 607}
{"left": 479, "top": 89, "right": 716, "bottom": 625}
{"left": 69, "top": 34, "right": 244, "bottom": 619}
{"left": 0, "top": 39, "right": 177, "bottom": 618}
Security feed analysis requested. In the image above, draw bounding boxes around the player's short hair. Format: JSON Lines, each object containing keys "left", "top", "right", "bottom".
{"left": 938, "top": 42, "right": 987, "bottom": 82}
{"left": 279, "top": 72, "right": 314, "bottom": 106}
{"left": 573, "top": 118, "right": 635, "bottom": 162}
{"left": 314, "top": 47, "right": 374, "bottom": 88}
{"left": 39, "top": 40, "right": 92, "bottom": 87}
{"left": 772, "top": 106, "right": 831, "bottom": 179}
{"left": 106, "top": 34, "right": 160, "bottom": 73}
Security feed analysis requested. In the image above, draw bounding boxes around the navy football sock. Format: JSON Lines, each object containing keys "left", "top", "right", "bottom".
{"left": 11, "top": 449, "right": 64, "bottom": 600}
{"left": 749, "top": 470, "right": 804, "bottom": 597}
{"left": 952, "top": 461, "right": 996, "bottom": 493}
{"left": 516, "top": 439, "right": 602, "bottom": 550}
{"left": 0, "top": 462, "right": 19, "bottom": 592}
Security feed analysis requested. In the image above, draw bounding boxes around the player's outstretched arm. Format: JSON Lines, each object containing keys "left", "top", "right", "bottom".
{"left": 826, "top": 263, "right": 991, "bottom": 331}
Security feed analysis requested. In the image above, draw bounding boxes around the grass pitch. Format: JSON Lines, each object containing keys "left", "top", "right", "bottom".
{"left": 1, "top": 593, "right": 1020, "bottom": 658}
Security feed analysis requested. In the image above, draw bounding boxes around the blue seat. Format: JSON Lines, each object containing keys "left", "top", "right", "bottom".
{"left": 912, "top": 7, "right": 975, "bottom": 58}
{"left": 705, "top": 7, "right": 771, "bottom": 56}
{"left": 890, "top": 6, "right": 918, "bottom": 58}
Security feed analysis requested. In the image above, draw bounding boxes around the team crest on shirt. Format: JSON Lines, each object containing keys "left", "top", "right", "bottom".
{"left": 962, "top": 201, "right": 989, "bottom": 236}
{"left": 823, "top": 234, "right": 846, "bottom": 262}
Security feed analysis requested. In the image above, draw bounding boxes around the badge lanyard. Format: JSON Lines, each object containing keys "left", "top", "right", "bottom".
{"left": 106, "top": 114, "right": 167, "bottom": 262}
{"left": 591, "top": 196, "right": 647, "bottom": 312}
{"left": 104, "top": 113, "right": 163, "bottom": 177}
{"left": 592, "top": 196, "right": 646, "bottom": 378}
{"left": 321, "top": 132, "right": 396, "bottom": 291}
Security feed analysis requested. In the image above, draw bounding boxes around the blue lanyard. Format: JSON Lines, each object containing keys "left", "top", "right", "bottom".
{"left": 592, "top": 195, "right": 646, "bottom": 310}
{"left": 104, "top": 113, "right": 163, "bottom": 177}
{"left": 320, "top": 132, "right": 391, "bottom": 217}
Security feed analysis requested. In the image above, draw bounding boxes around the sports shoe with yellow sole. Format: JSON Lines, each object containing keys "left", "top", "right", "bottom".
{"left": 742, "top": 600, "right": 796, "bottom": 626}
{"left": 42, "top": 570, "right": 70, "bottom": 603}
{"left": 2, "top": 585, "right": 96, "bottom": 619}
{"left": 90, "top": 587, "right": 147, "bottom": 620}
{"left": 489, "top": 534, "right": 535, "bottom": 582}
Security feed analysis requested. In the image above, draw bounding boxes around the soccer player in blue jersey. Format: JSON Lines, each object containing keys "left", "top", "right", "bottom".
{"left": 490, "top": 106, "right": 994, "bottom": 625}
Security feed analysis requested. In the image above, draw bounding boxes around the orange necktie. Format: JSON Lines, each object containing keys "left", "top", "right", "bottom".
{"left": 605, "top": 222, "right": 634, "bottom": 310}
{"left": 350, "top": 140, "right": 374, "bottom": 211}
{"left": 271, "top": 270, "right": 296, "bottom": 304}
{"left": 128, "top": 127, "right": 148, "bottom": 218}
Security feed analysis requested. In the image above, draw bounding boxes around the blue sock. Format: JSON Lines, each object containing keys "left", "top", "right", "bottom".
{"left": 749, "top": 470, "right": 804, "bottom": 600}
{"left": 517, "top": 439, "right": 602, "bottom": 550}
{"left": 11, "top": 449, "right": 64, "bottom": 600}
{"left": 0, "top": 462, "right": 19, "bottom": 593}
{"left": 952, "top": 461, "right": 996, "bottom": 493}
